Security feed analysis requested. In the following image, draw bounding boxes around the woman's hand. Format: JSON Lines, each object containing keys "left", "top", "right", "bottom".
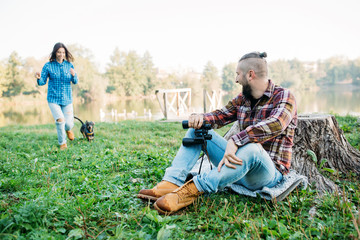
{"left": 35, "top": 72, "right": 41, "bottom": 79}
{"left": 70, "top": 68, "right": 76, "bottom": 77}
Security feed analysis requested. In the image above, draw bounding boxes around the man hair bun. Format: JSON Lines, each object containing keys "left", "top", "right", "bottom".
{"left": 239, "top": 51, "right": 267, "bottom": 61}
{"left": 259, "top": 52, "right": 267, "bottom": 58}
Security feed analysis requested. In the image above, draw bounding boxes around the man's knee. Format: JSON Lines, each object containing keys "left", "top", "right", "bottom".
{"left": 235, "top": 143, "right": 262, "bottom": 157}
{"left": 56, "top": 118, "right": 65, "bottom": 122}
{"left": 242, "top": 143, "right": 262, "bottom": 151}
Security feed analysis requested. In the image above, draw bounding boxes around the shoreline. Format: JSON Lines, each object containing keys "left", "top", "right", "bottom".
{"left": 0, "top": 94, "right": 157, "bottom": 106}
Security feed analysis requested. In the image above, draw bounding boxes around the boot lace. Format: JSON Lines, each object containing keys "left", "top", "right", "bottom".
{"left": 177, "top": 183, "right": 197, "bottom": 200}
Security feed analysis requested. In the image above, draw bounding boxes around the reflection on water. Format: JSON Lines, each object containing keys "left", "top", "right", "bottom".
{"left": 1, "top": 88, "right": 360, "bottom": 127}
{"left": 294, "top": 88, "right": 360, "bottom": 114}
{"left": 0, "top": 102, "right": 55, "bottom": 127}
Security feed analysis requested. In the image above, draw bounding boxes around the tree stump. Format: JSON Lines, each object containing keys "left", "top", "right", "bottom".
{"left": 223, "top": 114, "right": 360, "bottom": 193}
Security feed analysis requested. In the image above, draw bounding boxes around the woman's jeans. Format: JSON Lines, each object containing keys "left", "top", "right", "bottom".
{"left": 48, "top": 103, "right": 74, "bottom": 145}
{"left": 163, "top": 129, "right": 283, "bottom": 193}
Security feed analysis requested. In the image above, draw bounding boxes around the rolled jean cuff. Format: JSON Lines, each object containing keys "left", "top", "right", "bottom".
{"left": 192, "top": 177, "right": 205, "bottom": 193}
{"left": 162, "top": 176, "right": 185, "bottom": 188}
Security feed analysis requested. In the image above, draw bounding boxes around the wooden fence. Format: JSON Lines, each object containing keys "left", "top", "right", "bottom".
{"left": 155, "top": 88, "right": 223, "bottom": 119}
{"left": 155, "top": 88, "right": 191, "bottom": 119}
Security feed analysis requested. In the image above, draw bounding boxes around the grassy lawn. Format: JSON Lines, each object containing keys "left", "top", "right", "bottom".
{"left": 0, "top": 116, "right": 359, "bottom": 239}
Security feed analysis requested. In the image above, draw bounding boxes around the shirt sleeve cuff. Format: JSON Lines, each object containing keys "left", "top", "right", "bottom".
{"left": 203, "top": 113, "right": 220, "bottom": 129}
{"left": 203, "top": 113, "right": 211, "bottom": 122}
{"left": 73, "top": 74, "right": 78, "bottom": 83}
{"left": 231, "top": 130, "right": 249, "bottom": 147}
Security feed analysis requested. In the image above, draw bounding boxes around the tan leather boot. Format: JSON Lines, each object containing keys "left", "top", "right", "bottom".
{"left": 66, "top": 130, "right": 75, "bottom": 141}
{"left": 137, "top": 181, "right": 179, "bottom": 201}
{"left": 154, "top": 180, "right": 203, "bottom": 215}
{"left": 60, "top": 143, "right": 67, "bottom": 150}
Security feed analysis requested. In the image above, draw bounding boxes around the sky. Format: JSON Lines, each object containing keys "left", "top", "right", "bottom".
{"left": 1, "top": 0, "right": 360, "bottom": 73}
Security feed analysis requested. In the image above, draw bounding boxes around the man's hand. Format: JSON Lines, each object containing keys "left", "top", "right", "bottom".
{"left": 218, "top": 138, "right": 242, "bottom": 172}
{"left": 35, "top": 72, "right": 41, "bottom": 79}
{"left": 188, "top": 113, "right": 204, "bottom": 129}
{"left": 70, "top": 68, "right": 76, "bottom": 77}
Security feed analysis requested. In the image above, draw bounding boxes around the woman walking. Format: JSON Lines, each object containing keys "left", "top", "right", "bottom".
{"left": 35, "top": 42, "right": 78, "bottom": 150}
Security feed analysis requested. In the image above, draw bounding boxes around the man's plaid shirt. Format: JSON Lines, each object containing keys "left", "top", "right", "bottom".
{"left": 203, "top": 80, "right": 297, "bottom": 174}
{"left": 37, "top": 60, "right": 78, "bottom": 105}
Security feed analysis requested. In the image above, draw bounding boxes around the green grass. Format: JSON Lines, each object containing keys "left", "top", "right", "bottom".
{"left": 336, "top": 114, "right": 360, "bottom": 150}
{"left": 0, "top": 118, "right": 359, "bottom": 239}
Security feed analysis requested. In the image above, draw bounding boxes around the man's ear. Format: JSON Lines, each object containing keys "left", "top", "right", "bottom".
{"left": 248, "top": 70, "right": 256, "bottom": 80}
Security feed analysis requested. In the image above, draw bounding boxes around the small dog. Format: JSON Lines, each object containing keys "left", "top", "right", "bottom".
{"left": 74, "top": 116, "right": 95, "bottom": 142}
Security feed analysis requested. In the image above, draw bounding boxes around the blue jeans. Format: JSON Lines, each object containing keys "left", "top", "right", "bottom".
{"left": 163, "top": 129, "right": 283, "bottom": 193}
{"left": 48, "top": 103, "right": 74, "bottom": 145}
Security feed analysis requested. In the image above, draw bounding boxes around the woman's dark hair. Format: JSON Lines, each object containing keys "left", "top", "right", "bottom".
{"left": 49, "top": 42, "right": 74, "bottom": 62}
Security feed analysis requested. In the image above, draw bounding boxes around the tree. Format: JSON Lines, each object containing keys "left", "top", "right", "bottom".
{"left": 2, "top": 51, "right": 24, "bottom": 97}
{"left": 202, "top": 61, "right": 221, "bottom": 91}
{"left": 288, "top": 59, "right": 314, "bottom": 90}
{"left": 120, "top": 51, "right": 143, "bottom": 96}
{"left": 106, "top": 49, "right": 157, "bottom": 96}
{"left": 317, "top": 56, "right": 350, "bottom": 85}
{"left": 141, "top": 51, "right": 157, "bottom": 95}
{"left": 0, "top": 60, "right": 7, "bottom": 96}
{"left": 22, "top": 56, "right": 47, "bottom": 97}
{"left": 106, "top": 47, "right": 123, "bottom": 95}
{"left": 268, "top": 60, "right": 294, "bottom": 88}
{"left": 221, "top": 62, "right": 237, "bottom": 93}
{"left": 68, "top": 44, "right": 107, "bottom": 102}
{"left": 291, "top": 114, "right": 360, "bottom": 193}
{"left": 268, "top": 59, "right": 314, "bottom": 90}
{"left": 350, "top": 58, "right": 360, "bottom": 85}
{"left": 157, "top": 73, "right": 179, "bottom": 89}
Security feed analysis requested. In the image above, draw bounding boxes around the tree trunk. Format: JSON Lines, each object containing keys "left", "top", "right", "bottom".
{"left": 223, "top": 114, "right": 360, "bottom": 193}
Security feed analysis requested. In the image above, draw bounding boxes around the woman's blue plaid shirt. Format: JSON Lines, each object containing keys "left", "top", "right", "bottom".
{"left": 37, "top": 60, "right": 78, "bottom": 105}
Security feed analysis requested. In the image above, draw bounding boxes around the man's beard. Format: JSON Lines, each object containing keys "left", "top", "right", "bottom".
{"left": 242, "top": 83, "right": 252, "bottom": 99}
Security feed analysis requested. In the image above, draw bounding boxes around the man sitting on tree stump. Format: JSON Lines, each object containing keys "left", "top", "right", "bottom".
{"left": 137, "top": 51, "right": 298, "bottom": 215}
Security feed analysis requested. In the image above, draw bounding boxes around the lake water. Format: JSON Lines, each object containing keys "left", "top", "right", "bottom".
{"left": 1, "top": 87, "right": 359, "bottom": 127}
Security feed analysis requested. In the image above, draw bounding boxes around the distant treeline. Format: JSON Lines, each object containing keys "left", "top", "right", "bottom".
{"left": 1, "top": 44, "right": 359, "bottom": 102}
